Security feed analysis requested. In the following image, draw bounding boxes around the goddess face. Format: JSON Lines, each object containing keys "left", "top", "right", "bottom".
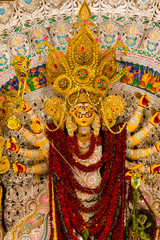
{"left": 70, "top": 103, "right": 95, "bottom": 127}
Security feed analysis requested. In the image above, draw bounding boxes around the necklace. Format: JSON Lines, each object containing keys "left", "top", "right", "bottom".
{"left": 78, "top": 139, "right": 90, "bottom": 149}
{"left": 67, "top": 134, "right": 96, "bottom": 160}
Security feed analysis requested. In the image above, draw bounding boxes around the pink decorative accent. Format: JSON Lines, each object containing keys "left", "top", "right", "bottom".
{"left": 43, "top": 36, "right": 48, "bottom": 41}
{"left": 10, "top": 85, "right": 14, "bottom": 90}
{"left": 127, "top": 66, "right": 131, "bottom": 70}
{"left": 55, "top": 54, "right": 59, "bottom": 59}
{"left": 117, "top": 37, "right": 121, "bottom": 42}
{"left": 107, "top": 54, "right": 111, "bottom": 58}
{"left": 83, "top": 20, "right": 87, "bottom": 24}
{"left": 67, "top": 36, "right": 71, "bottom": 41}
{"left": 0, "top": 97, "right": 5, "bottom": 101}
{"left": 95, "top": 38, "right": 99, "bottom": 42}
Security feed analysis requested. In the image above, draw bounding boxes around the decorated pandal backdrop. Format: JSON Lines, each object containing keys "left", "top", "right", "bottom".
{"left": 0, "top": 0, "right": 160, "bottom": 239}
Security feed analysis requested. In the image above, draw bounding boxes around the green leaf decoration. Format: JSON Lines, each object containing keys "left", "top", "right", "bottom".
{"left": 143, "top": 20, "right": 150, "bottom": 24}
{"left": 1, "top": 34, "right": 8, "bottom": 37}
{"left": 91, "top": 15, "right": 97, "bottom": 19}
{"left": 76, "top": 15, "right": 79, "bottom": 19}
{"left": 129, "top": 17, "right": 134, "bottom": 21}
{"left": 64, "top": 16, "right": 70, "bottom": 21}
{"left": 102, "top": 15, "right": 108, "bottom": 20}
{"left": 153, "top": 22, "right": 158, "bottom": 27}
{"left": 116, "top": 16, "right": 124, "bottom": 21}
{"left": 49, "top": 18, "right": 56, "bottom": 22}
{"left": 38, "top": 20, "right": 44, "bottom": 25}
{"left": 82, "top": 228, "right": 89, "bottom": 240}
{"left": 24, "top": 24, "right": 31, "bottom": 27}
{"left": 15, "top": 27, "right": 21, "bottom": 32}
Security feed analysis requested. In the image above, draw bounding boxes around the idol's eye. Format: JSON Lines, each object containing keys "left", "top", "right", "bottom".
{"left": 85, "top": 112, "right": 93, "bottom": 118}
{"left": 75, "top": 112, "right": 83, "bottom": 118}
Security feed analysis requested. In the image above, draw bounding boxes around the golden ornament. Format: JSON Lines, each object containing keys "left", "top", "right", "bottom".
{"left": 7, "top": 116, "right": 21, "bottom": 130}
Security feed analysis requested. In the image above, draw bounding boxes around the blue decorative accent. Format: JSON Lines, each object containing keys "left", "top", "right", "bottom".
{"left": 38, "top": 75, "right": 47, "bottom": 86}
{"left": 17, "top": 45, "right": 27, "bottom": 56}
{"left": 126, "top": 36, "right": 137, "bottom": 47}
{"left": 0, "top": 54, "right": 7, "bottom": 66}
{"left": 104, "top": 34, "right": 115, "bottom": 44}
{"left": 57, "top": 35, "right": 68, "bottom": 45}
{"left": 0, "top": 8, "right": 5, "bottom": 16}
{"left": 147, "top": 41, "right": 158, "bottom": 52}
{"left": 40, "top": 212, "right": 49, "bottom": 240}
{"left": 24, "top": 0, "right": 32, "bottom": 4}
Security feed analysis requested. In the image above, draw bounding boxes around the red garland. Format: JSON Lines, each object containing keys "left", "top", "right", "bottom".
{"left": 67, "top": 134, "right": 101, "bottom": 160}
{"left": 46, "top": 124, "right": 126, "bottom": 240}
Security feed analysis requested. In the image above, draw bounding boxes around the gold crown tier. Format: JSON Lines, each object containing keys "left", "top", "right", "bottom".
{"left": 37, "top": 0, "right": 129, "bottom": 106}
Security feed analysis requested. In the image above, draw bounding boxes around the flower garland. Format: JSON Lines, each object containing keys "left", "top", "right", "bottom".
{"left": 46, "top": 123, "right": 126, "bottom": 240}
{"left": 67, "top": 134, "right": 101, "bottom": 160}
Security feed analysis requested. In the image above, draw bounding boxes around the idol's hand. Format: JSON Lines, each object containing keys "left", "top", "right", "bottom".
{"left": 125, "top": 170, "right": 133, "bottom": 181}
{"left": 138, "top": 93, "right": 150, "bottom": 108}
{"left": 30, "top": 121, "right": 43, "bottom": 134}
{"left": 150, "top": 163, "right": 160, "bottom": 174}
{"left": 13, "top": 163, "right": 26, "bottom": 174}
{"left": 6, "top": 137, "right": 20, "bottom": 153}
{"left": 149, "top": 112, "right": 160, "bottom": 126}
{"left": 23, "top": 101, "right": 41, "bottom": 122}
{"left": 23, "top": 101, "right": 32, "bottom": 112}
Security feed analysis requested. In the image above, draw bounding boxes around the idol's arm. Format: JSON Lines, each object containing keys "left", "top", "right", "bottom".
{"left": 126, "top": 142, "right": 160, "bottom": 160}
{"left": 6, "top": 138, "right": 46, "bottom": 161}
{"left": 127, "top": 112, "right": 160, "bottom": 148}
{"left": 13, "top": 162, "right": 49, "bottom": 175}
{"left": 127, "top": 93, "right": 150, "bottom": 134}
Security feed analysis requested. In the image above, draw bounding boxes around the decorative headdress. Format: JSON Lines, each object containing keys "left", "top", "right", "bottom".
{"left": 37, "top": 0, "right": 128, "bottom": 132}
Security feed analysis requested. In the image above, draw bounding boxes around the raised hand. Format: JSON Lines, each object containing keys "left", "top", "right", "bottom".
{"left": 30, "top": 121, "right": 43, "bottom": 134}
{"left": 6, "top": 137, "right": 20, "bottom": 153}
{"left": 13, "top": 163, "right": 26, "bottom": 174}
{"left": 150, "top": 163, "right": 160, "bottom": 174}
{"left": 138, "top": 93, "right": 150, "bottom": 108}
{"left": 155, "top": 141, "right": 160, "bottom": 152}
{"left": 149, "top": 112, "right": 160, "bottom": 126}
{"left": 23, "top": 101, "right": 32, "bottom": 113}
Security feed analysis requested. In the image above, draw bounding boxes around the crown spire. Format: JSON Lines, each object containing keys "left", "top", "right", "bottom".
{"left": 78, "top": 0, "right": 92, "bottom": 22}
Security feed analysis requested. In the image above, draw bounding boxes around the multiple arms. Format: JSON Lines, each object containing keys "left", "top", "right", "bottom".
{"left": 6, "top": 101, "right": 49, "bottom": 175}
{"left": 6, "top": 95, "right": 160, "bottom": 178}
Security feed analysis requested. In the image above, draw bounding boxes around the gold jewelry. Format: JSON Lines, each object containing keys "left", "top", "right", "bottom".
{"left": 36, "top": 0, "right": 128, "bottom": 107}
{"left": 66, "top": 115, "right": 77, "bottom": 137}
{"left": 101, "top": 95, "right": 126, "bottom": 132}
{"left": 44, "top": 97, "right": 66, "bottom": 131}
{"left": 7, "top": 116, "right": 21, "bottom": 130}
{"left": 91, "top": 114, "right": 101, "bottom": 137}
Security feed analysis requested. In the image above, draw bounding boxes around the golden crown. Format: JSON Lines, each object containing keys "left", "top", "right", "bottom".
{"left": 37, "top": 0, "right": 129, "bottom": 107}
